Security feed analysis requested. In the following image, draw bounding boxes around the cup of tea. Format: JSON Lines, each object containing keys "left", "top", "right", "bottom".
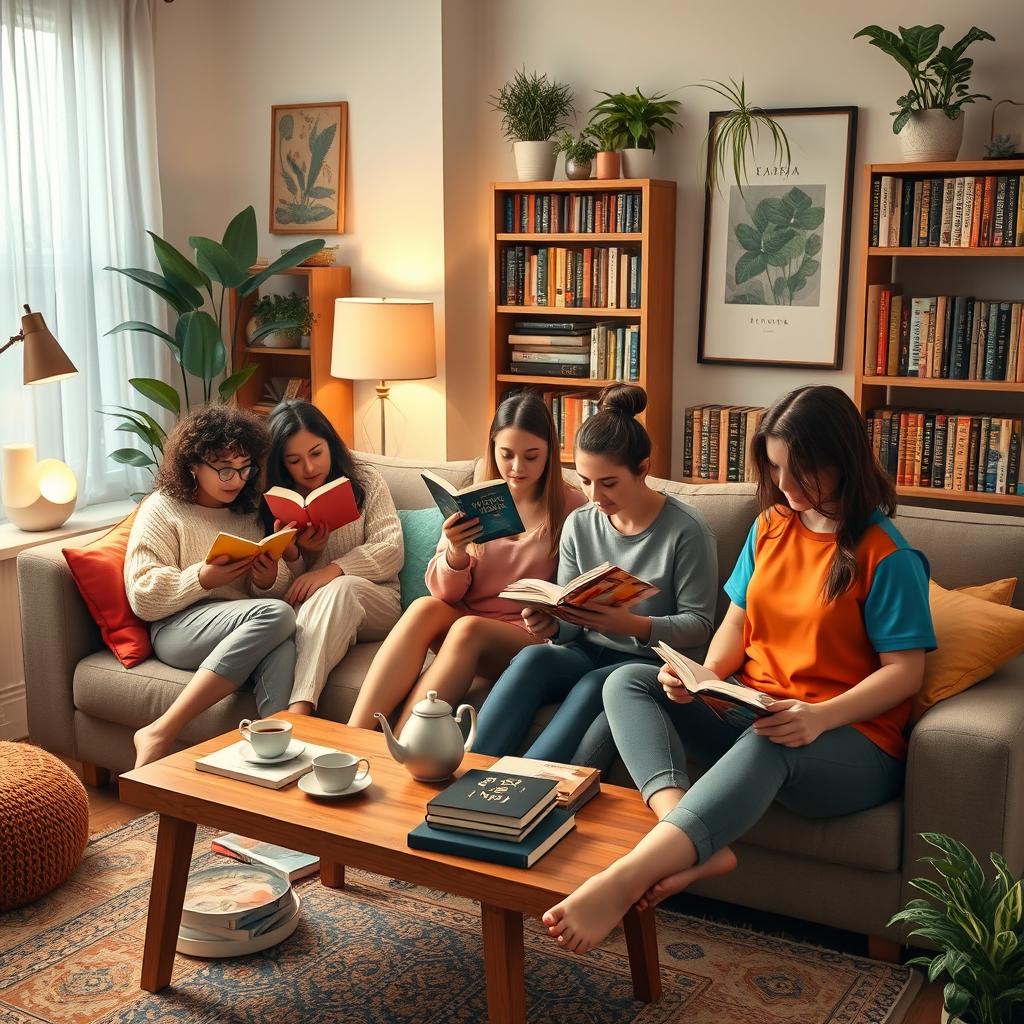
{"left": 312, "top": 752, "right": 370, "bottom": 793}
{"left": 239, "top": 718, "right": 293, "bottom": 759}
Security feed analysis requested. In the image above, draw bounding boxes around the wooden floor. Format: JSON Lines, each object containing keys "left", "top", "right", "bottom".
{"left": 72, "top": 761, "right": 944, "bottom": 1023}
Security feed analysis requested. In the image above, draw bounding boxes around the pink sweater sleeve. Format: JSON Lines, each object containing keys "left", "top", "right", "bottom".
{"left": 425, "top": 538, "right": 474, "bottom": 603}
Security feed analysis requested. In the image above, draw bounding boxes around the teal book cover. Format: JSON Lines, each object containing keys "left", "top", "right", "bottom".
{"left": 427, "top": 768, "right": 557, "bottom": 825}
{"left": 421, "top": 471, "right": 525, "bottom": 544}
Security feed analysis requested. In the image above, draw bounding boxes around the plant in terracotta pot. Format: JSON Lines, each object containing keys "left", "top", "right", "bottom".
{"left": 491, "top": 68, "right": 576, "bottom": 182}
{"left": 554, "top": 130, "right": 598, "bottom": 180}
{"left": 588, "top": 119, "right": 625, "bottom": 180}
{"left": 888, "top": 832, "right": 1024, "bottom": 1024}
{"left": 588, "top": 87, "right": 681, "bottom": 178}
{"left": 853, "top": 23, "right": 995, "bottom": 162}
{"left": 247, "top": 292, "right": 315, "bottom": 349}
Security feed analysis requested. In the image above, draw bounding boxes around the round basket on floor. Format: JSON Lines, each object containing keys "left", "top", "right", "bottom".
{"left": 0, "top": 742, "right": 90, "bottom": 911}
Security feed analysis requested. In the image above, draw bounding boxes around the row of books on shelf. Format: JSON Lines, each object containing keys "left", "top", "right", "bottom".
{"left": 866, "top": 408, "right": 1023, "bottom": 495}
{"left": 683, "top": 405, "right": 767, "bottom": 482}
{"left": 503, "top": 190, "right": 642, "bottom": 235}
{"left": 507, "top": 320, "right": 640, "bottom": 381}
{"left": 500, "top": 244, "right": 641, "bottom": 309}
{"left": 865, "top": 287, "right": 1024, "bottom": 382}
{"left": 251, "top": 377, "right": 311, "bottom": 414}
{"left": 870, "top": 173, "right": 1024, "bottom": 249}
{"left": 551, "top": 393, "right": 597, "bottom": 460}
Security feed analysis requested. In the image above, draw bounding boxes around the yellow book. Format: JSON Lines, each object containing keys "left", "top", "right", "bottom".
{"left": 205, "top": 527, "right": 297, "bottom": 564}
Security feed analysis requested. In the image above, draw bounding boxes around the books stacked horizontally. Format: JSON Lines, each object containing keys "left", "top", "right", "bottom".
{"left": 407, "top": 769, "right": 576, "bottom": 868}
{"left": 252, "top": 376, "right": 311, "bottom": 416}
{"left": 177, "top": 863, "right": 300, "bottom": 957}
{"left": 195, "top": 739, "right": 339, "bottom": 789}
{"left": 507, "top": 319, "right": 641, "bottom": 382}
{"left": 489, "top": 756, "right": 600, "bottom": 814}
{"left": 212, "top": 833, "right": 320, "bottom": 882}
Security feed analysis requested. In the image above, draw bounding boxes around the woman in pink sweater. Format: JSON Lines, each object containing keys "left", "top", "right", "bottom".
{"left": 348, "top": 390, "right": 585, "bottom": 734}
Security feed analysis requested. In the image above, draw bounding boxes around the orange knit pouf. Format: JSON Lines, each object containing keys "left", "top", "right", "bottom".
{"left": 0, "top": 742, "right": 90, "bottom": 911}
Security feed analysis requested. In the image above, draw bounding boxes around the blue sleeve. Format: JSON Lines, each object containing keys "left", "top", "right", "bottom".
{"left": 864, "top": 548, "right": 936, "bottom": 653}
{"left": 723, "top": 517, "right": 759, "bottom": 609}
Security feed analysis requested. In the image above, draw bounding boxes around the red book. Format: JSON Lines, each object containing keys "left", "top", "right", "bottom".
{"left": 876, "top": 287, "right": 894, "bottom": 375}
{"left": 263, "top": 477, "right": 359, "bottom": 532}
{"left": 980, "top": 176, "right": 997, "bottom": 247}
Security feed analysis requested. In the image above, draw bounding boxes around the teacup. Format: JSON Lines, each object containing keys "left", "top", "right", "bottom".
{"left": 239, "top": 718, "right": 293, "bottom": 759}
{"left": 312, "top": 752, "right": 370, "bottom": 793}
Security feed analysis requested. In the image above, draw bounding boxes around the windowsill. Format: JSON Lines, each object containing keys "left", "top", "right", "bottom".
{"left": 0, "top": 499, "right": 136, "bottom": 561}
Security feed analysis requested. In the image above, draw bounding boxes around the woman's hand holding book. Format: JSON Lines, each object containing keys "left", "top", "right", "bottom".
{"left": 521, "top": 605, "right": 558, "bottom": 640}
{"left": 658, "top": 663, "right": 698, "bottom": 704}
{"left": 443, "top": 512, "right": 482, "bottom": 568}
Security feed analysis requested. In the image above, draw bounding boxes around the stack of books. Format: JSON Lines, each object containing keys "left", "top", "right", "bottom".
{"left": 488, "top": 756, "right": 600, "bottom": 813}
{"left": 407, "top": 769, "right": 576, "bottom": 868}
{"left": 507, "top": 319, "right": 592, "bottom": 379}
{"left": 251, "top": 376, "right": 311, "bottom": 415}
{"left": 211, "top": 833, "right": 320, "bottom": 882}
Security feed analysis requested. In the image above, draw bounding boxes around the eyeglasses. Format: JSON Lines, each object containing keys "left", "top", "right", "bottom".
{"left": 201, "top": 461, "right": 258, "bottom": 483}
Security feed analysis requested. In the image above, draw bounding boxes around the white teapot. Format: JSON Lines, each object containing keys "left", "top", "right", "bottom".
{"left": 374, "top": 690, "right": 477, "bottom": 782}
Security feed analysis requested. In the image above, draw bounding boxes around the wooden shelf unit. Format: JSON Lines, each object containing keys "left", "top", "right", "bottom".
{"left": 489, "top": 178, "right": 676, "bottom": 479}
{"left": 228, "top": 265, "right": 353, "bottom": 445}
{"left": 853, "top": 160, "right": 1024, "bottom": 512}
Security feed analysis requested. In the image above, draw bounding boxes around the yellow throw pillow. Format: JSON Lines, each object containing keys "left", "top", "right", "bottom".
{"left": 913, "top": 579, "right": 1024, "bottom": 721}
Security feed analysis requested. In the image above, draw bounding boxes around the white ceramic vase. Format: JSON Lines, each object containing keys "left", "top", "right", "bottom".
{"left": 620, "top": 147, "right": 655, "bottom": 179}
{"left": 513, "top": 140, "right": 557, "bottom": 182}
{"left": 2, "top": 444, "right": 77, "bottom": 531}
{"left": 899, "top": 109, "right": 965, "bottom": 162}
{"left": 940, "top": 1008, "right": 968, "bottom": 1024}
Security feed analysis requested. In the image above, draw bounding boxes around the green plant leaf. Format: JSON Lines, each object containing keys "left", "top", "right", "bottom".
{"left": 773, "top": 277, "right": 788, "bottom": 302}
{"left": 735, "top": 251, "right": 767, "bottom": 285}
{"left": 926, "top": 953, "right": 947, "bottom": 982}
{"left": 218, "top": 363, "right": 259, "bottom": 402}
{"left": 222, "top": 207, "right": 258, "bottom": 270}
{"left": 760, "top": 198, "right": 791, "bottom": 228}
{"left": 797, "top": 256, "right": 820, "bottom": 278}
{"left": 735, "top": 223, "right": 762, "bottom": 252}
{"left": 110, "top": 447, "right": 156, "bottom": 467}
{"left": 994, "top": 881, "right": 1022, "bottom": 934}
{"left": 805, "top": 234, "right": 822, "bottom": 256}
{"left": 307, "top": 186, "right": 336, "bottom": 199}
{"left": 110, "top": 406, "right": 167, "bottom": 446}
{"left": 239, "top": 239, "right": 326, "bottom": 296}
{"left": 105, "top": 267, "right": 189, "bottom": 315}
{"left": 130, "top": 377, "right": 181, "bottom": 415}
{"left": 189, "top": 236, "right": 248, "bottom": 288}
{"left": 281, "top": 170, "right": 298, "bottom": 197}
{"left": 991, "top": 929, "right": 1018, "bottom": 968}
{"left": 306, "top": 121, "right": 336, "bottom": 192}
{"left": 898, "top": 24, "right": 943, "bottom": 65}
{"left": 278, "top": 114, "right": 294, "bottom": 140}
{"left": 794, "top": 206, "right": 825, "bottom": 230}
{"left": 990, "top": 853, "right": 1016, "bottom": 896}
{"left": 113, "top": 420, "right": 157, "bottom": 445}
{"left": 248, "top": 318, "right": 301, "bottom": 344}
{"left": 287, "top": 153, "right": 306, "bottom": 194}
{"left": 179, "top": 310, "right": 226, "bottom": 381}
{"left": 106, "top": 320, "right": 182, "bottom": 364}
{"left": 909, "top": 877, "right": 950, "bottom": 903}
{"left": 147, "top": 231, "right": 209, "bottom": 300}
{"left": 943, "top": 982, "right": 971, "bottom": 1017}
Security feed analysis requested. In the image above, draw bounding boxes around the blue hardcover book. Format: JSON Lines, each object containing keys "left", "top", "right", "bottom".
{"left": 426, "top": 768, "right": 558, "bottom": 826}
{"left": 420, "top": 471, "right": 525, "bottom": 544}
{"left": 407, "top": 807, "right": 575, "bottom": 868}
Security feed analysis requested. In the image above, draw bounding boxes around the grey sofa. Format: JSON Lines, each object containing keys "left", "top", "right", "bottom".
{"left": 17, "top": 451, "right": 1024, "bottom": 946}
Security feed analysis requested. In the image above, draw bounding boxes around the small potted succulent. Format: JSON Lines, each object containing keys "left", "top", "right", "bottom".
{"left": 491, "top": 68, "right": 576, "bottom": 181}
{"left": 588, "top": 87, "right": 681, "bottom": 178}
{"left": 854, "top": 23, "right": 995, "bottom": 161}
{"left": 555, "top": 130, "right": 598, "bottom": 180}
{"left": 588, "top": 119, "right": 624, "bottom": 180}
{"left": 247, "top": 292, "right": 315, "bottom": 349}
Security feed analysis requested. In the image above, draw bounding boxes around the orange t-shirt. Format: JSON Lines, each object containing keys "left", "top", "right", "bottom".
{"left": 724, "top": 507, "right": 935, "bottom": 759}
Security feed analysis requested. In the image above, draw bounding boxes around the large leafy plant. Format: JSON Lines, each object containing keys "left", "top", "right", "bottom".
{"left": 588, "top": 87, "right": 680, "bottom": 151}
{"left": 889, "top": 832, "right": 1024, "bottom": 1024}
{"left": 853, "top": 24, "right": 995, "bottom": 134}
{"left": 491, "top": 68, "right": 575, "bottom": 143}
{"left": 104, "top": 206, "right": 323, "bottom": 478}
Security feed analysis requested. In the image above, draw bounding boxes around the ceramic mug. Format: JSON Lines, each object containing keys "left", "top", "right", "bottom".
{"left": 312, "top": 752, "right": 370, "bottom": 793}
{"left": 239, "top": 718, "right": 293, "bottom": 759}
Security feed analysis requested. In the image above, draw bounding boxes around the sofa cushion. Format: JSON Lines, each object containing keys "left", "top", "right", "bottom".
{"left": 397, "top": 507, "right": 444, "bottom": 609}
{"left": 354, "top": 451, "right": 476, "bottom": 510}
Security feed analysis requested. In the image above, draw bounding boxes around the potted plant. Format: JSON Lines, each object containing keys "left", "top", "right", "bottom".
{"left": 888, "top": 832, "right": 1024, "bottom": 1024}
{"left": 854, "top": 23, "right": 995, "bottom": 161}
{"left": 554, "top": 130, "right": 598, "bottom": 180}
{"left": 491, "top": 68, "right": 576, "bottom": 182}
{"left": 247, "top": 292, "right": 315, "bottom": 349}
{"left": 588, "top": 87, "right": 681, "bottom": 178}
{"left": 588, "top": 119, "right": 624, "bottom": 180}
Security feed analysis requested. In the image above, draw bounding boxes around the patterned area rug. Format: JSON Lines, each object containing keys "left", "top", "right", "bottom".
{"left": 0, "top": 815, "right": 920, "bottom": 1024}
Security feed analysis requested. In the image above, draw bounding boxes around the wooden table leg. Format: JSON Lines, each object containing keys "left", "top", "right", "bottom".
{"left": 140, "top": 814, "right": 196, "bottom": 993}
{"left": 321, "top": 861, "right": 345, "bottom": 888}
{"left": 480, "top": 903, "right": 525, "bottom": 1024}
{"left": 623, "top": 906, "right": 661, "bottom": 1003}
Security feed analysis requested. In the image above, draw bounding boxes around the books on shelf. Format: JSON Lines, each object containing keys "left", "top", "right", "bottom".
{"left": 498, "top": 561, "right": 659, "bottom": 615}
{"left": 488, "top": 755, "right": 600, "bottom": 813}
{"left": 507, "top": 320, "right": 640, "bottom": 382}
{"left": 204, "top": 526, "right": 297, "bottom": 564}
{"left": 683, "top": 405, "right": 766, "bottom": 482}
{"left": 420, "top": 470, "right": 525, "bottom": 543}
{"left": 549, "top": 392, "right": 598, "bottom": 460}
{"left": 653, "top": 641, "right": 779, "bottom": 717}
{"left": 263, "top": 477, "right": 359, "bottom": 532}
{"left": 503, "top": 190, "right": 642, "bottom": 234}
{"left": 211, "top": 834, "right": 320, "bottom": 882}
{"left": 180, "top": 863, "right": 292, "bottom": 930}
{"left": 425, "top": 768, "right": 559, "bottom": 830}
{"left": 195, "top": 739, "right": 339, "bottom": 789}
{"left": 500, "top": 244, "right": 641, "bottom": 309}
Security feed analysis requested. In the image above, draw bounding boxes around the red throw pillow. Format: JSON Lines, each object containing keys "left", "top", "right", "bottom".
{"left": 62, "top": 508, "right": 152, "bottom": 667}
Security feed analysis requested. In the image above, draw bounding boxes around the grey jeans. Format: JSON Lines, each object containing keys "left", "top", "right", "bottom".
{"left": 604, "top": 664, "right": 905, "bottom": 865}
{"left": 151, "top": 599, "right": 297, "bottom": 717}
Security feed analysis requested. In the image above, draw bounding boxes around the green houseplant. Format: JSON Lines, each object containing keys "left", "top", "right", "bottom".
{"left": 588, "top": 87, "right": 681, "bottom": 178}
{"left": 554, "top": 130, "right": 598, "bottom": 180}
{"left": 587, "top": 119, "right": 625, "bottom": 179}
{"left": 888, "top": 832, "right": 1024, "bottom": 1024}
{"left": 490, "top": 68, "right": 576, "bottom": 182}
{"left": 247, "top": 292, "right": 315, "bottom": 349}
{"left": 104, "top": 206, "right": 323, "bottom": 482}
{"left": 853, "top": 23, "right": 995, "bottom": 160}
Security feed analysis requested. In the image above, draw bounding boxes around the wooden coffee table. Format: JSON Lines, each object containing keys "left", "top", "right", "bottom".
{"left": 119, "top": 715, "right": 662, "bottom": 1024}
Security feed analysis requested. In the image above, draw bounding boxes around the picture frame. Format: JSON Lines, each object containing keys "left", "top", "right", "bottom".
{"left": 270, "top": 101, "right": 347, "bottom": 234}
{"left": 697, "top": 106, "right": 857, "bottom": 369}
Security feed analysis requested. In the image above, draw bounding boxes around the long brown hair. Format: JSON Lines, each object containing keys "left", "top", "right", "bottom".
{"left": 482, "top": 390, "right": 568, "bottom": 556}
{"left": 750, "top": 385, "right": 896, "bottom": 602}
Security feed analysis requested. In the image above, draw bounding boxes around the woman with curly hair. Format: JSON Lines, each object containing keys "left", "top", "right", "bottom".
{"left": 126, "top": 405, "right": 297, "bottom": 767}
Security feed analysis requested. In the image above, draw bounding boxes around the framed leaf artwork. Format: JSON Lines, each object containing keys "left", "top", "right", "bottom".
{"left": 270, "top": 101, "right": 347, "bottom": 234}
{"left": 697, "top": 106, "right": 857, "bottom": 368}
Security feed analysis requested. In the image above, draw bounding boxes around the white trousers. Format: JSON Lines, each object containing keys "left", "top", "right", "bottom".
{"left": 290, "top": 575, "right": 402, "bottom": 707}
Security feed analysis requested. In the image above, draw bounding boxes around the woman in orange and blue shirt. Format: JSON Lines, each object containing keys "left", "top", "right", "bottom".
{"left": 540, "top": 384, "right": 936, "bottom": 955}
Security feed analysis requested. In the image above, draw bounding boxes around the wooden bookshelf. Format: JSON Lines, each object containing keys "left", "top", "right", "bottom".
{"left": 489, "top": 179, "right": 676, "bottom": 478}
{"left": 853, "top": 160, "right": 1024, "bottom": 512}
{"left": 228, "top": 266, "right": 353, "bottom": 445}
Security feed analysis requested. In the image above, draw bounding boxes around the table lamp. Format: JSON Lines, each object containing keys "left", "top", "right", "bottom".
{"left": 2, "top": 304, "right": 79, "bottom": 530}
{"left": 331, "top": 298, "right": 436, "bottom": 455}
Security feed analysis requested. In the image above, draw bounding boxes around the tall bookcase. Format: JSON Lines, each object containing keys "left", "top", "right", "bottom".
{"left": 489, "top": 178, "right": 676, "bottom": 479}
{"left": 854, "top": 159, "right": 1024, "bottom": 513}
{"left": 228, "top": 265, "right": 354, "bottom": 446}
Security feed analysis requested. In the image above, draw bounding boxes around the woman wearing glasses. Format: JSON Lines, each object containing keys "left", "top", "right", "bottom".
{"left": 126, "top": 405, "right": 297, "bottom": 767}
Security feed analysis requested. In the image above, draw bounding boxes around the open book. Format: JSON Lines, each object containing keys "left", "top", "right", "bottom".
{"left": 499, "top": 561, "right": 659, "bottom": 614}
{"left": 204, "top": 527, "right": 297, "bottom": 564}
{"left": 263, "top": 477, "right": 358, "bottom": 532}
{"left": 421, "top": 470, "right": 525, "bottom": 544}
{"left": 653, "top": 641, "right": 779, "bottom": 717}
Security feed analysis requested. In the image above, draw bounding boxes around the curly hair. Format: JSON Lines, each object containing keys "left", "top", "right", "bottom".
{"left": 155, "top": 404, "right": 271, "bottom": 515}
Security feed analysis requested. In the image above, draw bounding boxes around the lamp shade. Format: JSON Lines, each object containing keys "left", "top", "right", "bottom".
{"left": 331, "top": 298, "right": 436, "bottom": 382}
{"left": 21, "top": 310, "right": 77, "bottom": 385}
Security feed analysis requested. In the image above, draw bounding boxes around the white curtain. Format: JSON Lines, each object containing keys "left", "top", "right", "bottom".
{"left": 0, "top": 0, "right": 169, "bottom": 509}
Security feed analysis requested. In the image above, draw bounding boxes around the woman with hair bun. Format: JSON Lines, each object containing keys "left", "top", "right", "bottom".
{"left": 473, "top": 383, "right": 718, "bottom": 766}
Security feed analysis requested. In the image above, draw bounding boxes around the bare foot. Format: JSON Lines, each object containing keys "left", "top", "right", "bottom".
{"left": 634, "top": 846, "right": 738, "bottom": 912}
{"left": 541, "top": 865, "right": 638, "bottom": 955}
{"left": 133, "top": 725, "right": 174, "bottom": 768}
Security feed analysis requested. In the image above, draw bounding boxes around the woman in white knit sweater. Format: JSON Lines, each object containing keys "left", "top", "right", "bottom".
{"left": 264, "top": 400, "right": 403, "bottom": 714}
{"left": 126, "top": 406, "right": 297, "bottom": 767}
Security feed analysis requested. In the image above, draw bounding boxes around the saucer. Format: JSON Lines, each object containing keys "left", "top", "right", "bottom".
{"left": 297, "top": 772, "right": 372, "bottom": 799}
{"left": 240, "top": 739, "right": 305, "bottom": 765}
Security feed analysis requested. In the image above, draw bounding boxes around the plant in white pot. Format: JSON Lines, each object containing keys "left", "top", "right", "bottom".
{"left": 554, "top": 130, "right": 598, "bottom": 180}
{"left": 247, "top": 293, "right": 315, "bottom": 350}
{"left": 888, "top": 832, "right": 1024, "bottom": 1024}
{"left": 588, "top": 87, "right": 681, "bottom": 178}
{"left": 854, "top": 23, "right": 995, "bottom": 162}
{"left": 491, "top": 68, "right": 575, "bottom": 182}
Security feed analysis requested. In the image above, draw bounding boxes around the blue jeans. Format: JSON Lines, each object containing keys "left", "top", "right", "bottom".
{"left": 473, "top": 639, "right": 649, "bottom": 763}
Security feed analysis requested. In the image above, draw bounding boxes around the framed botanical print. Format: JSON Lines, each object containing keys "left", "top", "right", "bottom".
{"left": 270, "top": 101, "right": 347, "bottom": 234}
{"left": 697, "top": 106, "right": 857, "bottom": 369}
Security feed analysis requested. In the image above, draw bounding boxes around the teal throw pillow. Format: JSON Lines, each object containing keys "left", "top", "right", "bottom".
{"left": 397, "top": 506, "right": 444, "bottom": 610}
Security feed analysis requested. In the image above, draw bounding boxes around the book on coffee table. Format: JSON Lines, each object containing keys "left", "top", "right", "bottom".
{"left": 425, "top": 768, "right": 559, "bottom": 830}
{"left": 487, "top": 756, "right": 601, "bottom": 813}
{"left": 195, "top": 740, "right": 338, "bottom": 790}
